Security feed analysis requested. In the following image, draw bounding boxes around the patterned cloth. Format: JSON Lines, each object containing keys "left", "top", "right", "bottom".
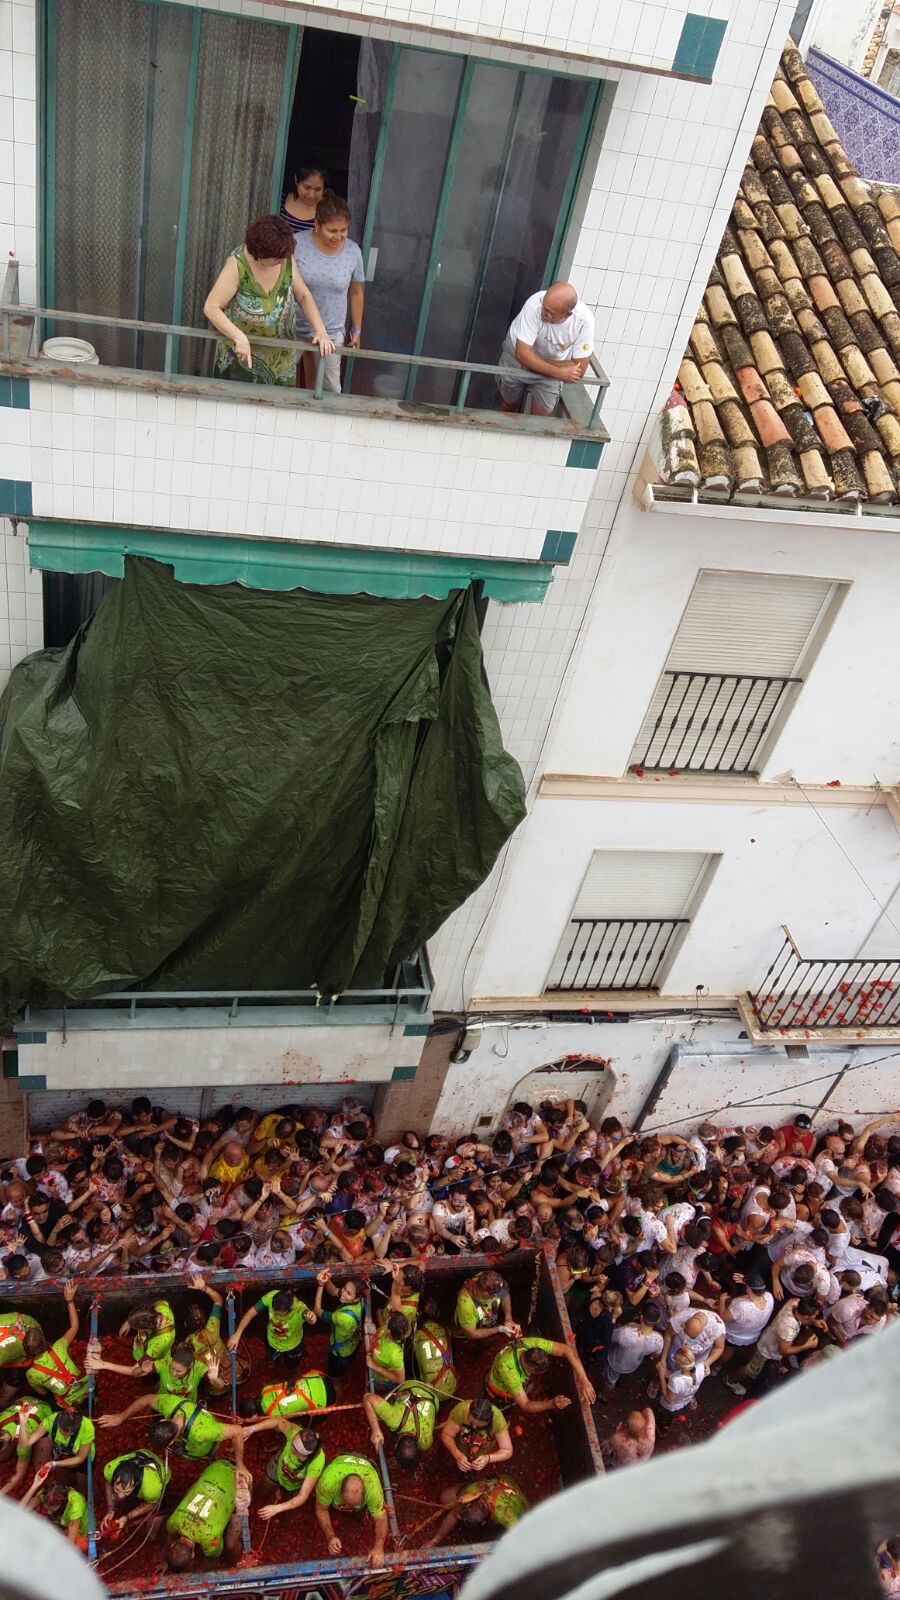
{"left": 213, "top": 248, "right": 296, "bottom": 387}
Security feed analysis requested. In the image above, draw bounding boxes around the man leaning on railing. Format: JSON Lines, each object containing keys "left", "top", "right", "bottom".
{"left": 496, "top": 282, "right": 595, "bottom": 418}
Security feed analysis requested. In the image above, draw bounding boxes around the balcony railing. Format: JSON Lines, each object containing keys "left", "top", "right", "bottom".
{"left": 632, "top": 671, "right": 800, "bottom": 774}
{"left": 548, "top": 917, "right": 688, "bottom": 991}
{"left": 21, "top": 953, "right": 432, "bottom": 1028}
{"left": 750, "top": 926, "right": 900, "bottom": 1031}
{"left": 0, "top": 262, "right": 610, "bottom": 439}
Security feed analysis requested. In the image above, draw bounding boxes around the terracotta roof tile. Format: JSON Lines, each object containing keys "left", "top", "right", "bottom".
{"left": 659, "top": 41, "right": 900, "bottom": 505}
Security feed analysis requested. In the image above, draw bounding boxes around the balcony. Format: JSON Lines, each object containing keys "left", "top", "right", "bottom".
{"left": 744, "top": 926, "right": 900, "bottom": 1040}
{"left": 631, "top": 671, "right": 800, "bottom": 775}
{"left": 19, "top": 951, "right": 432, "bottom": 1032}
{"left": 547, "top": 917, "right": 688, "bottom": 992}
{"left": 0, "top": 269, "right": 610, "bottom": 445}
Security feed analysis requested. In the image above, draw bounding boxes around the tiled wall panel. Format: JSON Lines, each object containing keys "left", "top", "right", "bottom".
{"left": 0, "top": 515, "right": 43, "bottom": 692}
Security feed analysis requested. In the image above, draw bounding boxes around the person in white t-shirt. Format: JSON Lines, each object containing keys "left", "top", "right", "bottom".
{"left": 603, "top": 1304, "right": 664, "bottom": 1390}
{"left": 657, "top": 1347, "right": 707, "bottom": 1421}
{"left": 719, "top": 1272, "right": 774, "bottom": 1364}
{"left": 497, "top": 284, "right": 595, "bottom": 416}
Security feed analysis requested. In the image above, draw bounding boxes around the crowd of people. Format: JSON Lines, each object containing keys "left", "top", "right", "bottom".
{"left": 0, "top": 1090, "right": 898, "bottom": 1572}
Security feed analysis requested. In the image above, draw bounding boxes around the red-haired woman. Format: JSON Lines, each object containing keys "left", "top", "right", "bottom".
{"left": 205, "top": 213, "right": 332, "bottom": 386}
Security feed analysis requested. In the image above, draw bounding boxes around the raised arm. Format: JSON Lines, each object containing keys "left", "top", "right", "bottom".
{"left": 228, "top": 1304, "right": 261, "bottom": 1350}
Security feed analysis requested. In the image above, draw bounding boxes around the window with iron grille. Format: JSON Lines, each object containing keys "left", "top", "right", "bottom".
{"left": 629, "top": 571, "right": 843, "bottom": 776}
{"left": 546, "top": 849, "right": 714, "bottom": 992}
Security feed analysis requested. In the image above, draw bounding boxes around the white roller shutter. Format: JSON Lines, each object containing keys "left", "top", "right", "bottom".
{"left": 570, "top": 849, "right": 710, "bottom": 919}
{"left": 631, "top": 571, "right": 839, "bottom": 772}
{"left": 546, "top": 850, "right": 712, "bottom": 990}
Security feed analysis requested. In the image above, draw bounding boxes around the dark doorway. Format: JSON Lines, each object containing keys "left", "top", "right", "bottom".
{"left": 282, "top": 27, "right": 362, "bottom": 202}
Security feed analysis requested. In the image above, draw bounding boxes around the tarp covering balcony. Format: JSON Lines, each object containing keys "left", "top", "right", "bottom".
{"left": 0, "top": 557, "right": 525, "bottom": 1019}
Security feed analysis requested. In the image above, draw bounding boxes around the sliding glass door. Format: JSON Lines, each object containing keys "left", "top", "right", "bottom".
{"left": 352, "top": 50, "right": 599, "bottom": 402}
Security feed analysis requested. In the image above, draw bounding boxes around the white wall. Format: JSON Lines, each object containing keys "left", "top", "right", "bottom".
{"left": 11, "top": 383, "right": 592, "bottom": 564}
{"left": 471, "top": 792, "right": 900, "bottom": 998}
{"left": 17, "top": 1020, "right": 421, "bottom": 1090}
{"left": 0, "top": 515, "right": 43, "bottom": 691}
{"left": 546, "top": 499, "right": 900, "bottom": 786}
{"left": 430, "top": 1013, "right": 900, "bottom": 1132}
{"left": 811, "top": 0, "right": 885, "bottom": 71}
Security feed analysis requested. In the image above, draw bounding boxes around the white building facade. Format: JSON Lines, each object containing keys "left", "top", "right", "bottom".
{"left": 2, "top": 0, "right": 841, "bottom": 1137}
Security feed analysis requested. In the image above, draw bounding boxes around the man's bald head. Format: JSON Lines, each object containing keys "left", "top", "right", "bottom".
{"left": 542, "top": 281, "right": 579, "bottom": 323}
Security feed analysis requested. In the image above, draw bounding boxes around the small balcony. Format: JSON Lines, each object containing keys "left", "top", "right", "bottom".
{"left": 547, "top": 917, "right": 689, "bottom": 992}
{"left": 631, "top": 670, "right": 800, "bottom": 776}
{"left": 744, "top": 926, "right": 900, "bottom": 1040}
{"left": 20, "top": 951, "right": 432, "bottom": 1033}
{"left": 0, "top": 268, "right": 610, "bottom": 446}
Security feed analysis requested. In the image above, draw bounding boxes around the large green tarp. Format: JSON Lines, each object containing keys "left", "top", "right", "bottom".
{"left": 0, "top": 558, "right": 526, "bottom": 1017}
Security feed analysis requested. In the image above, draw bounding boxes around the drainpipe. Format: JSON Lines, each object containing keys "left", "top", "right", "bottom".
{"left": 634, "top": 1041, "right": 867, "bottom": 1130}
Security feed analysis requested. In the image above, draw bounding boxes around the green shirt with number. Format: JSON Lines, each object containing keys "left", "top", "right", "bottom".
{"left": 257, "top": 1291, "right": 310, "bottom": 1353}
{"left": 166, "top": 1460, "right": 236, "bottom": 1557}
{"left": 413, "top": 1321, "right": 457, "bottom": 1396}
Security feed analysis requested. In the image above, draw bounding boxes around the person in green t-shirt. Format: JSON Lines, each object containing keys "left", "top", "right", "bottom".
{"left": 426, "top": 1475, "right": 528, "bottom": 1544}
{"left": 241, "top": 1416, "right": 325, "bottom": 1518}
{"left": 165, "top": 1460, "right": 251, "bottom": 1570}
{"left": 89, "top": 1339, "right": 211, "bottom": 1401}
{"left": 29, "top": 1402, "right": 95, "bottom": 1482}
{"left": 486, "top": 1335, "right": 595, "bottom": 1412}
{"left": 442, "top": 1396, "right": 514, "bottom": 1473}
{"left": 102, "top": 1448, "right": 170, "bottom": 1535}
{"left": 184, "top": 1276, "right": 236, "bottom": 1393}
{"left": 413, "top": 1301, "right": 458, "bottom": 1397}
{"left": 454, "top": 1271, "right": 519, "bottom": 1342}
{"left": 369, "top": 1312, "right": 407, "bottom": 1392}
{"left": 230, "top": 1289, "right": 316, "bottom": 1364}
{"left": 120, "top": 1298, "right": 176, "bottom": 1364}
{"left": 22, "top": 1473, "right": 90, "bottom": 1548}
{"left": 315, "top": 1453, "right": 388, "bottom": 1568}
{"left": 239, "top": 1369, "right": 335, "bottom": 1421}
{"left": 364, "top": 1380, "right": 440, "bottom": 1469}
{"left": 26, "top": 1284, "right": 88, "bottom": 1406}
{"left": 387, "top": 1262, "right": 423, "bottom": 1335}
{"left": 314, "top": 1270, "right": 364, "bottom": 1375}
{"left": 0, "top": 1398, "right": 53, "bottom": 1492}
{"left": 99, "top": 1391, "right": 245, "bottom": 1463}
{"left": 0, "top": 1312, "right": 45, "bottom": 1404}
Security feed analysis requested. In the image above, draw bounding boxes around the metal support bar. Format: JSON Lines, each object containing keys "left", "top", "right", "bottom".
{"left": 86, "top": 1295, "right": 100, "bottom": 1562}
{"left": 364, "top": 1287, "right": 401, "bottom": 1548}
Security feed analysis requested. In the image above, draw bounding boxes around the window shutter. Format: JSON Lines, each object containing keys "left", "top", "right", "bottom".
{"left": 631, "top": 571, "right": 838, "bottom": 772}
{"left": 546, "top": 850, "right": 711, "bottom": 990}
{"left": 571, "top": 850, "right": 710, "bottom": 919}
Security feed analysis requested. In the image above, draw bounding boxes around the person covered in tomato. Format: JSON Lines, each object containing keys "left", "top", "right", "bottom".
{"left": 165, "top": 1460, "right": 251, "bottom": 1571}
{"left": 426, "top": 1474, "right": 529, "bottom": 1544}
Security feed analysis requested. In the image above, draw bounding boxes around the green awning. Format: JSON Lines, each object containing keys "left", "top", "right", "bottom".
{"left": 25, "top": 521, "right": 554, "bottom": 602}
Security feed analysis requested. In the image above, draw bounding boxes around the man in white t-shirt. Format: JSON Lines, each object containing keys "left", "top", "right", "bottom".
{"left": 604, "top": 1305, "right": 664, "bottom": 1389}
{"left": 497, "top": 283, "right": 595, "bottom": 416}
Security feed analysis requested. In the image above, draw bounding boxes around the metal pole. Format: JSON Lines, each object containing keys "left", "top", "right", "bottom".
{"left": 86, "top": 1296, "right": 100, "bottom": 1561}
{"left": 225, "top": 1290, "right": 251, "bottom": 1557}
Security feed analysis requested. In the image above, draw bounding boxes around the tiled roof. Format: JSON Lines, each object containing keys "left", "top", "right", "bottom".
{"left": 659, "top": 42, "right": 900, "bottom": 505}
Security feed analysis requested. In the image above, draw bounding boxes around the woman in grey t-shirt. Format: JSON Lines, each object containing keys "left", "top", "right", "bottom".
{"left": 295, "top": 192, "right": 365, "bottom": 394}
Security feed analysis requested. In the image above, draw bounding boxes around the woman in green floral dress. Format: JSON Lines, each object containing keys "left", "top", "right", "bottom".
{"left": 204, "top": 214, "right": 333, "bottom": 385}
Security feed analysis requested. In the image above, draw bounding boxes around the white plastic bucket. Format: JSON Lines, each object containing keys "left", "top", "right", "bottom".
{"left": 40, "top": 336, "right": 100, "bottom": 365}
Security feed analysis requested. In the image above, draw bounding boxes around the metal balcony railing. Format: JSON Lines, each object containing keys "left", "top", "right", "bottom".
{"left": 632, "top": 671, "right": 800, "bottom": 774}
{"left": 750, "top": 926, "right": 900, "bottom": 1031}
{"left": 22, "top": 952, "right": 432, "bottom": 1026}
{"left": 0, "top": 261, "right": 610, "bottom": 438}
{"left": 548, "top": 918, "right": 688, "bottom": 991}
